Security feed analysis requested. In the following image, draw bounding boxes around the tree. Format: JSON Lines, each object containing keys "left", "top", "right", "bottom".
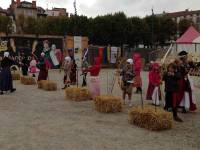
{"left": 0, "top": 15, "right": 12, "bottom": 33}
{"left": 179, "top": 19, "right": 193, "bottom": 35}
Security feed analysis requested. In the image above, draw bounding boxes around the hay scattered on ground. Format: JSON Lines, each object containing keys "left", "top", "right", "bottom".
{"left": 65, "top": 87, "right": 91, "bottom": 102}
{"left": 94, "top": 95, "right": 122, "bottom": 113}
{"left": 21, "top": 76, "right": 36, "bottom": 85}
{"left": 129, "top": 106, "right": 173, "bottom": 131}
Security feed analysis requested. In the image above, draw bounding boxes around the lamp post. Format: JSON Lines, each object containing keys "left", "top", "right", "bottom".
{"left": 151, "top": 8, "right": 154, "bottom": 49}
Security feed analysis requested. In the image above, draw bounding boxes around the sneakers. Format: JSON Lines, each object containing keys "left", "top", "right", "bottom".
{"left": 174, "top": 116, "right": 183, "bottom": 122}
{"left": 0, "top": 91, "right": 3, "bottom": 95}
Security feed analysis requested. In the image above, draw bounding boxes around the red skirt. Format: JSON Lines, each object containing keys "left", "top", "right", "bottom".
{"left": 146, "top": 83, "right": 161, "bottom": 100}
{"left": 133, "top": 75, "right": 142, "bottom": 88}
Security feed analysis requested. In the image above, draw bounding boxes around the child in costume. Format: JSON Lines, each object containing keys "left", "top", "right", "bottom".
{"left": 87, "top": 57, "right": 101, "bottom": 98}
{"left": 133, "top": 53, "right": 142, "bottom": 94}
{"left": 62, "top": 56, "right": 72, "bottom": 89}
{"left": 29, "top": 55, "right": 39, "bottom": 77}
{"left": 120, "top": 59, "right": 135, "bottom": 106}
{"left": 146, "top": 62, "right": 162, "bottom": 106}
{"left": 163, "top": 63, "right": 183, "bottom": 122}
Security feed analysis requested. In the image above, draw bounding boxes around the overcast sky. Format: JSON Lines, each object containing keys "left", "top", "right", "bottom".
{"left": 1, "top": 0, "right": 200, "bottom": 17}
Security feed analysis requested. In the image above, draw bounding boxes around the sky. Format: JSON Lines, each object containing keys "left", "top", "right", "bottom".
{"left": 1, "top": 0, "right": 200, "bottom": 17}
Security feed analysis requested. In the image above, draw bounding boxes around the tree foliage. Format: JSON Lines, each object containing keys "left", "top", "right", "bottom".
{"left": 0, "top": 12, "right": 186, "bottom": 47}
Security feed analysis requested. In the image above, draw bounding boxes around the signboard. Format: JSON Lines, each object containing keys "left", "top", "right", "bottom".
{"left": 74, "top": 36, "right": 82, "bottom": 67}
{"left": 110, "top": 47, "right": 118, "bottom": 64}
{"left": 0, "top": 41, "right": 8, "bottom": 52}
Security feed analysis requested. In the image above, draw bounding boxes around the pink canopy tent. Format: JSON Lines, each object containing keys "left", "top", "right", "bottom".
{"left": 163, "top": 26, "right": 200, "bottom": 63}
{"left": 173, "top": 26, "right": 200, "bottom": 59}
{"left": 176, "top": 26, "right": 200, "bottom": 44}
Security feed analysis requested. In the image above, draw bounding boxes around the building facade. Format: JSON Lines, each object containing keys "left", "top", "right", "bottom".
{"left": 162, "top": 9, "right": 200, "bottom": 31}
{"left": 45, "top": 8, "right": 68, "bottom": 17}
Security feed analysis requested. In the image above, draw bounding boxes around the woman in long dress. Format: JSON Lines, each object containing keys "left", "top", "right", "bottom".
{"left": 0, "top": 52, "right": 16, "bottom": 95}
{"left": 37, "top": 53, "right": 48, "bottom": 81}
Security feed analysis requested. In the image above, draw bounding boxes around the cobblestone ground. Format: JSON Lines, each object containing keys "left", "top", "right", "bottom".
{"left": 0, "top": 69, "right": 199, "bottom": 150}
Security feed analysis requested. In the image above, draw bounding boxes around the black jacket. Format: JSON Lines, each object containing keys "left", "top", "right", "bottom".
{"left": 163, "top": 71, "right": 181, "bottom": 92}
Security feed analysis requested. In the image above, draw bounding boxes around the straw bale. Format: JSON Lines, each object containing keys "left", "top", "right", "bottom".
{"left": 42, "top": 81, "right": 57, "bottom": 91}
{"left": 94, "top": 95, "right": 122, "bottom": 113}
{"left": 128, "top": 106, "right": 173, "bottom": 131}
{"left": 20, "top": 76, "right": 36, "bottom": 85}
{"left": 65, "top": 87, "right": 91, "bottom": 102}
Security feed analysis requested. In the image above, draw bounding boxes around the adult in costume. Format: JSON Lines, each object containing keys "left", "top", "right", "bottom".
{"left": 146, "top": 62, "right": 162, "bottom": 106}
{"left": 0, "top": 52, "right": 16, "bottom": 95}
{"left": 50, "top": 44, "right": 60, "bottom": 68}
{"left": 20, "top": 52, "right": 29, "bottom": 76}
{"left": 82, "top": 48, "right": 89, "bottom": 87}
{"left": 120, "top": 59, "right": 135, "bottom": 106}
{"left": 37, "top": 53, "right": 48, "bottom": 81}
{"left": 43, "top": 40, "right": 52, "bottom": 69}
{"left": 163, "top": 63, "right": 183, "bottom": 122}
{"left": 176, "top": 51, "right": 197, "bottom": 112}
{"left": 133, "top": 53, "right": 142, "bottom": 94}
{"left": 87, "top": 57, "right": 101, "bottom": 98}
{"left": 70, "top": 59, "right": 77, "bottom": 85}
{"left": 62, "top": 56, "right": 72, "bottom": 89}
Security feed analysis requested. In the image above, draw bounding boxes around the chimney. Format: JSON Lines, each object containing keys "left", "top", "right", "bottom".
{"left": 32, "top": 1, "right": 36, "bottom": 8}
{"left": 17, "top": 0, "right": 20, "bottom": 6}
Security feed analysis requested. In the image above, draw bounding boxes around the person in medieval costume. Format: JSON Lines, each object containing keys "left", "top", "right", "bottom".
{"left": 133, "top": 53, "right": 142, "bottom": 94}
{"left": 43, "top": 40, "right": 52, "bottom": 69}
{"left": 20, "top": 52, "right": 29, "bottom": 76}
{"left": 62, "top": 56, "right": 72, "bottom": 89}
{"left": 0, "top": 52, "right": 16, "bottom": 95}
{"left": 120, "top": 58, "right": 135, "bottom": 106}
{"left": 87, "top": 57, "right": 101, "bottom": 98}
{"left": 50, "top": 44, "right": 60, "bottom": 68}
{"left": 70, "top": 59, "right": 77, "bottom": 85}
{"left": 146, "top": 62, "right": 162, "bottom": 106}
{"left": 81, "top": 48, "right": 89, "bottom": 87}
{"left": 163, "top": 63, "right": 183, "bottom": 122}
{"left": 176, "top": 51, "right": 197, "bottom": 113}
{"left": 37, "top": 53, "right": 49, "bottom": 81}
{"left": 29, "top": 55, "right": 39, "bottom": 77}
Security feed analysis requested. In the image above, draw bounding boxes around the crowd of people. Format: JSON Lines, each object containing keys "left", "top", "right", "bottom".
{"left": 120, "top": 50, "right": 197, "bottom": 122}
{"left": 0, "top": 46, "right": 198, "bottom": 122}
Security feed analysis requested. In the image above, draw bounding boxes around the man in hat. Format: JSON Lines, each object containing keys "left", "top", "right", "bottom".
{"left": 176, "top": 51, "right": 197, "bottom": 113}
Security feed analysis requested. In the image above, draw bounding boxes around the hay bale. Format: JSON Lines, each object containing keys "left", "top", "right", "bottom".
{"left": 10, "top": 65, "right": 21, "bottom": 80}
{"left": 42, "top": 81, "right": 57, "bottom": 91}
{"left": 129, "top": 106, "right": 173, "bottom": 131}
{"left": 20, "top": 76, "right": 36, "bottom": 85}
{"left": 94, "top": 95, "right": 122, "bottom": 113}
{"left": 12, "top": 72, "right": 21, "bottom": 80}
{"left": 37, "top": 80, "right": 48, "bottom": 89}
{"left": 65, "top": 87, "right": 91, "bottom": 102}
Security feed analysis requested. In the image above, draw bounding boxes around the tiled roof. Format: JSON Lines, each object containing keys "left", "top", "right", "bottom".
{"left": 166, "top": 10, "right": 200, "bottom": 18}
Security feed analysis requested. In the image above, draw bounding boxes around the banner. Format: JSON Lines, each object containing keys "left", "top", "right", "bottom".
{"left": 0, "top": 41, "right": 8, "bottom": 52}
{"left": 110, "top": 47, "right": 118, "bottom": 64}
{"left": 98, "top": 47, "right": 104, "bottom": 63}
{"left": 74, "top": 36, "right": 82, "bottom": 67}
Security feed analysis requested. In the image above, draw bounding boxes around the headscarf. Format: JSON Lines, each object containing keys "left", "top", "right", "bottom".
{"left": 127, "top": 58, "right": 133, "bottom": 65}
{"left": 65, "top": 56, "right": 71, "bottom": 62}
{"left": 4, "top": 52, "right": 9, "bottom": 58}
{"left": 41, "top": 52, "right": 45, "bottom": 57}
